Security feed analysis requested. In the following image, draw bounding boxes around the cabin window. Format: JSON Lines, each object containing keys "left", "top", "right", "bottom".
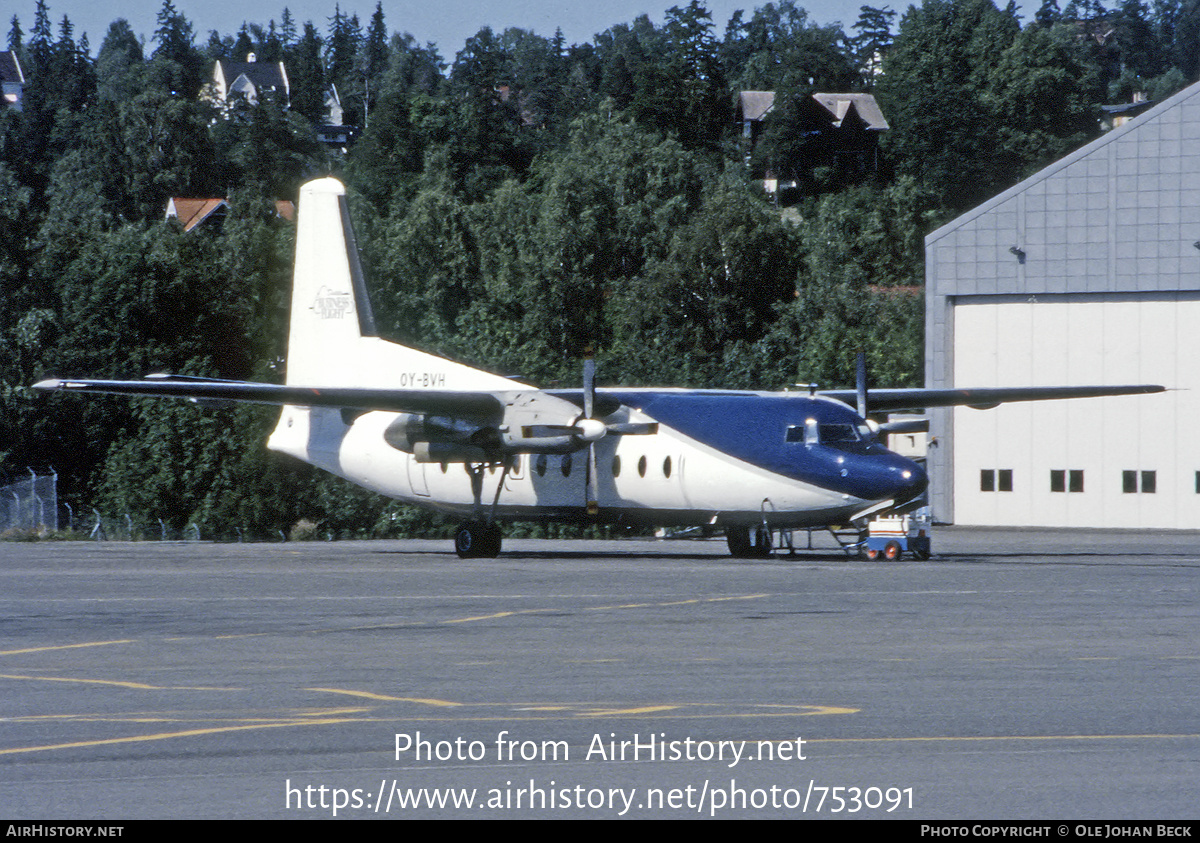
{"left": 1141, "top": 471, "right": 1156, "bottom": 493}
{"left": 612, "top": 456, "right": 621, "bottom": 477}
{"left": 1069, "top": 470, "right": 1084, "bottom": 493}
{"left": 535, "top": 454, "right": 547, "bottom": 477}
{"left": 785, "top": 425, "right": 804, "bottom": 443}
{"left": 981, "top": 470, "right": 994, "bottom": 492}
{"left": 637, "top": 456, "right": 647, "bottom": 477}
{"left": 663, "top": 456, "right": 672, "bottom": 478}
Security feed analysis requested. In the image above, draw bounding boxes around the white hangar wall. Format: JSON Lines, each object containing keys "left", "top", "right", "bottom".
{"left": 925, "top": 81, "right": 1200, "bottom": 528}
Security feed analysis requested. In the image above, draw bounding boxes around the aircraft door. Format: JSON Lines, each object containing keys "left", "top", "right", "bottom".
{"left": 505, "top": 455, "right": 524, "bottom": 491}
{"left": 676, "top": 455, "right": 692, "bottom": 508}
{"left": 407, "top": 455, "right": 430, "bottom": 496}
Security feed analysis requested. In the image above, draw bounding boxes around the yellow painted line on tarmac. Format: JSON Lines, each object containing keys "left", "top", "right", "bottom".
{"left": 443, "top": 594, "right": 767, "bottom": 624}
{"left": 584, "top": 594, "right": 768, "bottom": 612}
{"left": 0, "top": 717, "right": 363, "bottom": 756}
{"left": 5, "top": 707, "right": 372, "bottom": 724}
{"left": 0, "top": 640, "right": 135, "bottom": 656}
{"left": 308, "top": 687, "right": 463, "bottom": 707}
{"left": 444, "top": 610, "right": 526, "bottom": 623}
{"left": 580, "top": 705, "right": 681, "bottom": 716}
{"left": 0, "top": 672, "right": 233, "bottom": 691}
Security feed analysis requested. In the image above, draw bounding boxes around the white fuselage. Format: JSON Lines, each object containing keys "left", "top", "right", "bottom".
{"left": 267, "top": 406, "right": 877, "bottom": 528}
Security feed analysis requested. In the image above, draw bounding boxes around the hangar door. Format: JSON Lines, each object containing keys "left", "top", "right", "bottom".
{"left": 950, "top": 295, "right": 1194, "bottom": 528}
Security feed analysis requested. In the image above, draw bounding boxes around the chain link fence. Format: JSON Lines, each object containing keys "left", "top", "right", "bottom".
{"left": 1, "top": 471, "right": 58, "bottom": 534}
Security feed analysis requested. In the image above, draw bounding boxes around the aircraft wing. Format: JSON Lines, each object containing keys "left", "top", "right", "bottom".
{"left": 34, "top": 377, "right": 1167, "bottom": 418}
{"left": 819, "top": 384, "right": 1166, "bottom": 413}
{"left": 32, "top": 376, "right": 505, "bottom": 418}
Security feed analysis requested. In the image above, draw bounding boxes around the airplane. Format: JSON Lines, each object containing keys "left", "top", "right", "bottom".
{"left": 33, "top": 177, "right": 1165, "bottom": 558}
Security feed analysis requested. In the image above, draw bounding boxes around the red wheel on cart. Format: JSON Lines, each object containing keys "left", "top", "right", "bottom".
{"left": 861, "top": 545, "right": 881, "bottom": 561}
{"left": 883, "top": 541, "right": 902, "bottom": 561}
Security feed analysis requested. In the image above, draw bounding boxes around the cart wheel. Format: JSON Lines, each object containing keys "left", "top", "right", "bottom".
{"left": 883, "top": 541, "right": 902, "bottom": 561}
{"left": 862, "top": 546, "right": 881, "bottom": 562}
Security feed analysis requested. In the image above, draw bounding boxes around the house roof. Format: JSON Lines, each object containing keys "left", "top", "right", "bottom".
{"left": 812, "top": 93, "right": 889, "bottom": 131}
{"left": 166, "top": 198, "right": 229, "bottom": 232}
{"left": 1100, "top": 100, "right": 1155, "bottom": 116}
{"left": 217, "top": 57, "right": 288, "bottom": 92}
{"left": 0, "top": 51, "right": 23, "bottom": 86}
{"left": 738, "top": 90, "right": 776, "bottom": 122}
{"left": 211, "top": 55, "right": 289, "bottom": 107}
{"left": 738, "top": 90, "right": 889, "bottom": 131}
{"left": 166, "top": 198, "right": 295, "bottom": 232}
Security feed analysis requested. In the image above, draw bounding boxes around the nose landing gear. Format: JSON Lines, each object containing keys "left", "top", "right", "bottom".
{"left": 726, "top": 525, "right": 773, "bottom": 558}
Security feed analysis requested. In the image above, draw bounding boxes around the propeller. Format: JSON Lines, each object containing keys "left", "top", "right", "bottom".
{"left": 522, "top": 357, "right": 656, "bottom": 514}
{"left": 854, "top": 351, "right": 931, "bottom": 436}
{"left": 577, "top": 356, "right": 656, "bottom": 515}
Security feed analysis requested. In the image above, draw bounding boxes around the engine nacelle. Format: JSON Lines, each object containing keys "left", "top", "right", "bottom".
{"left": 383, "top": 413, "right": 483, "bottom": 453}
{"left": 412, "top": 442, "right": 491, "bottom": 463}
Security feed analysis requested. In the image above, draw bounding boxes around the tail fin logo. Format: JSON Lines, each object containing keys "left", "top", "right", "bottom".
{"left": 311, "top": 286, "right": 354, "bottom": 320}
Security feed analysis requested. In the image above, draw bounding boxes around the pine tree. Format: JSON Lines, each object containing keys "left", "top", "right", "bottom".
{"left": 8, "top": 15, "right": 22, "bottom": 53}
{"left": 279, "top": 8, "right": 296, "bottom": 48}
{"left": 852, "top": 6, "right": 896, "bottom": 85}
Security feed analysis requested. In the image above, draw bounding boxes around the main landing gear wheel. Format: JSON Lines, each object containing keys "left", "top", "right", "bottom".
{"left": 726, "top": 526, "right": 772, "bottom": 559}
{"left": 454, "top": 522, "right": 502, "bottom": 558}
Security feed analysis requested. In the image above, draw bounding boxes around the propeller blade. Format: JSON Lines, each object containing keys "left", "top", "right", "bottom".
{"left": 856, "top": 351, "right": 868, "bottom": 419}
{"left": 876, "top": 418, "right": 930, "bottom": 435}
{"left": 521, "top": 424, "right": 578, "bottom": 438}
{"left": 583, "top": 357, "right": 595, "bottom": 420}
{"left": 586, "top": 442, "right": 599, "bottom": 516}
{"left": 605, "top": 422, "right": 659, "bottom": 436}
{"left": 583, "top": 355, "right": 599, "bottom": 515}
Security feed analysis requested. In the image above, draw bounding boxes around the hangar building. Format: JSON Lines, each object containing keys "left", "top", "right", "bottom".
{"left": 924, "top": 80, "right": 1200, "bottom": 529}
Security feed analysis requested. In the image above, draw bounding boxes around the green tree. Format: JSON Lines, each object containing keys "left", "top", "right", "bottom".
{"left": 852, "top": 5, "right": 896, "bottom": 85}
{"left": 983, "top": 23, "right": 1102, "bottom": 176}
{"left": 150, "top": 0, "right": 205, "bottom": 97}
{"left": 286, "top": 21, "right": 326, "bottom": 124}
{"left": 875, "top": 0, "right": 1021, "bottom": 210}
{"left": 721, "top": 0, "right": 856, "bottom": 93}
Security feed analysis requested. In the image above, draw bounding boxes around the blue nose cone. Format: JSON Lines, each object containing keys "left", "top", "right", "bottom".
{"left": 888, "top": 458, "right": 928, "bottom": 505}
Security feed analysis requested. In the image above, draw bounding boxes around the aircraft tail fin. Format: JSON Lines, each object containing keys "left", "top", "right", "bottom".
{"left": 286, "top": 177, "right": 378, "bottom": 386}
{"left": 284, "top": 178, "right": 515, "bottom": 393}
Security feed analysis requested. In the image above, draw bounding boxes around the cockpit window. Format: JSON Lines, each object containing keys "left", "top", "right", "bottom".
{"left": 819, "top": 423, "right": 859, "bottom": 443}
{"left": 786, "top": 421, "right": 874, "bottom": 447}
